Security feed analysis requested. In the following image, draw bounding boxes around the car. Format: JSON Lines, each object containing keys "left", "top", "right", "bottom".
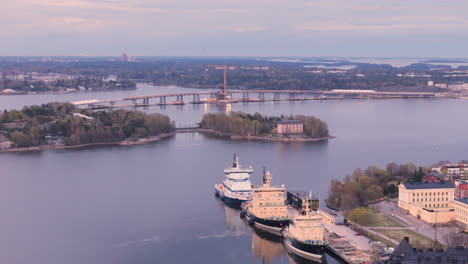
{"left": 355, "top": 233, "right": 363, "bottom": 236}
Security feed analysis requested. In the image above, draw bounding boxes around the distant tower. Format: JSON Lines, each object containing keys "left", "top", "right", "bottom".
{"left": 263, "top": 168, "right": 272, "bottom": 187}
{"left": 122, "top": 52, "right": 129, "bottom": 62}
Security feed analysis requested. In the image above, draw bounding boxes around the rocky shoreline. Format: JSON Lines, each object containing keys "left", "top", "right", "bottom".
{"left": 0, "top": 128, "right": 333, "bottom": 153}
{"left": 0, "top": 132, "right": 175, "bottom": 153}
{"left": 181, "top": 128, "right": 334, "bottom": 142}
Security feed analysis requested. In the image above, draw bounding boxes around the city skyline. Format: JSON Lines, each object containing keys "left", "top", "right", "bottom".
{"left": 2, "top": 0, "right": 468, "bottom": 57}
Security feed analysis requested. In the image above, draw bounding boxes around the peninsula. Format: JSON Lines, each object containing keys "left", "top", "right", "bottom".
{"left": 0, "top": 102, "right": 175, "bottom": 152}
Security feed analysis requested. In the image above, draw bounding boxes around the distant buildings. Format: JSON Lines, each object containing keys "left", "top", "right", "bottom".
{"left": 432, "top": 163, "right": 468, "bottom": 178}
{"left": 122, "top": 53, "right": 137, "bottom": 62}
{"left": 434, "top": 83, "right": 448, "bottom": 89}
{"left": 454, "top": 198, "right": 468, "bottom": 232}
{"left": 277, "top": 120, "right": 304, "bottom": 134}
{"left": 422, "top": 171, "right": 445, "bottom": 183}
{"left": 455, "top": 180, "right": 468, "bottom": 199}
{"left": 398, "top": 182, "right": 455, "bottom": 224}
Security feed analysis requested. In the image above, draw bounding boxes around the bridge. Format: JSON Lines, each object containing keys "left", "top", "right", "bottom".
{"left": 71, "top": 89, "right": 437, "bottom": 109}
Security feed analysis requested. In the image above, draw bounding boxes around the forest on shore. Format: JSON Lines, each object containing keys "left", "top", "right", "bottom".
{"left": 326, "top": 162, "right": 432, "bottom": 211}
{"left": 200, "top": 112, "right": 329, "bottom": 138}
{"left": 0, "top": 103, "right": 174, "bottom": 148}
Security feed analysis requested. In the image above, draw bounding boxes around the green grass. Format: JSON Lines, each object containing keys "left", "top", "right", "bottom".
{"left": 359, "top": 211, "right": 404, "bottom": 227}
{"left": 353, "top": 226, "right": 397, "bottom": 248}
{"left": 373, "top": 229, "right": 438, "bottom": 249}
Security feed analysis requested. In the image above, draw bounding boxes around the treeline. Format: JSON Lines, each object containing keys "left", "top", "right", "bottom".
{"left": 0, "top": 59, "right": 455, "bottom": 92}
{"left": 1, "top": 77, "right": 136, "bottom": 92}
{"left": 0, "top": 103, "right": 174, "bottom": 147}
{"left": 326, "top": 162, "right": 427, "bottom": 211}
{"left": 200, "top": 112, "right": 329, "bottom": 138}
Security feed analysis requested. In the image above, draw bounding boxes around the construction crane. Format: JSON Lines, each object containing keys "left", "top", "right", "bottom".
{"left": 208, "top": 64, "right": 234, "bottom": 100}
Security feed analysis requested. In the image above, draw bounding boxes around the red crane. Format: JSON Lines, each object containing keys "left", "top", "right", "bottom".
{"left": 208, "top": 64, "right": 234, "bottom": 100}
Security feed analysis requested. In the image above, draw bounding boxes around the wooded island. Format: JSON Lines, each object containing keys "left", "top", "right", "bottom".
{"left": 0, "top": 103, "right": 174, "bottom": 150}
{"left": 200, "top": 112, "right": 331, "bottom": 141}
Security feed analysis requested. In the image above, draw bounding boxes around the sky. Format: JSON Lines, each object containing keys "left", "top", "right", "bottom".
{"left": 2, "top": 0, "right": 468, "bottom": 57}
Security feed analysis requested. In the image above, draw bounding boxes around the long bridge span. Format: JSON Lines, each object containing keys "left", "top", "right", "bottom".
{"left": 71, "top": 89, "right": 437, "bottom": 109}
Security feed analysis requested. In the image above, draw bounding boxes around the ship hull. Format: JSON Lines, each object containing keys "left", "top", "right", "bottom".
{"left": 283, "top": 236, "right": 325, "bottom": 262}
{"left": 215, "top": 185, "right": 250, "bottom": 207}
{"left": 243, "top": 211, "right": 289, "bottom": 236}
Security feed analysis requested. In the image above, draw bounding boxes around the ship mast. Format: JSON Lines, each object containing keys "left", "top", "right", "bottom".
{"left": 301, "top": 195, "right": 311, "bottom": 216}
{"left": 233, "top": 153, "right": 238, "bottom": 168}
{"left": 263, "top": 167, "right": 272, "bottom": 187}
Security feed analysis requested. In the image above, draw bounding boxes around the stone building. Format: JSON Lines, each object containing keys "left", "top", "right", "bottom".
{"left": 276, "top": 120, "right": 304, "bottom": 134}
{"left": 398, "top": 182, "right": 455, "bottom": 224}
{"left": 454, "top": 197, "right": 468, "bottom": 232}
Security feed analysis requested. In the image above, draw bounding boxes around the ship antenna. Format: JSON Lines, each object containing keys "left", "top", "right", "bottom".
{"left": 262, "top": 167, "right": 272, "bottom": 187}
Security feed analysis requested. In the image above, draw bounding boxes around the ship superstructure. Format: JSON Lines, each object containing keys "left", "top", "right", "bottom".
{"left": 241, "top": 169, "right": 289, "bottom": 236}
{"left": 215, "top": 154, "right": 253, "bottom": 206}
{"left": 282, "top": 195, "right": 327, "bottom": 261}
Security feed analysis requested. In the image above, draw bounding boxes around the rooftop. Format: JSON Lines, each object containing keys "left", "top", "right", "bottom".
{"left": 402, "top": 181, "right": 455, "bottom": 189}
{"left": 455, "top": 197, "right": 468, "bottom": 205}
{"left": 376, "top": 237, "right": 468, "bottom": 264}
{"left": 277, "top": 120, "right": 303, "bottom": 125}
{"left": 287, "top": 191, "right": 319, "bottom": 201}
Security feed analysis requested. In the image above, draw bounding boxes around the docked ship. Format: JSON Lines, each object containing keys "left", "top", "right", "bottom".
{"left": 241, "top": 169, "right": 289, "bottom": 236}
{"left": 214, "top": 154, "right": 253, "bottom": 207}
{"left": 282, "top": 196, "right": 327, "bottom": 262}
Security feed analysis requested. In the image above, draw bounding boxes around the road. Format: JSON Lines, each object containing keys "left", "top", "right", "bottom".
{"left": 375, "top": 200, "right": 452, "bottom": 245}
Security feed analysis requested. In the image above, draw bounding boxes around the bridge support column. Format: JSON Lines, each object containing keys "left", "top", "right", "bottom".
{"left": 160, "top": 97, "right": 166, "bottom": 104}
{"left": 258, "top": 92, "right": 265, "bottom": 100}
{"left": 132, "top": 99, "right": 137, "bottom": 105}
{"left": 193, "top": 94, "right": 200, "bottom": 102}
{"left": 273, "top": 92, "right": 280, "bottom": 100}
{"left": 242, "top": 92, "right": 249, "bottom": 100}
{"left": 289, "top": 92, "right": 296, "bottom": 99}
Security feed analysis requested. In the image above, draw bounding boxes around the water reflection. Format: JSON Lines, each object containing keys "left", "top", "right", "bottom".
{"left": 218, "top": 200, "right": 248, "bottom": 237}
{"left": 251, "top": 228, "right": 287, "bottom": 264}
{"left": 218, "top": 192, "right": 333, "bottom": 264}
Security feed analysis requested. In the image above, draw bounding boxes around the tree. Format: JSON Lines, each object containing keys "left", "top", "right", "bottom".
{"left": 326, "top": 179, "right": 343, "bottom": 210}
{"left": 347, "top": 207, "right": 372, "bottom": 225}
{"left": 386, "top": 162, "right": 399, "bottom": 176}
{"left": 385, "top": 184, "right": 398, "bottom": 197}
{"left": 10, "top": 131, "right": 32, "bottom": 147}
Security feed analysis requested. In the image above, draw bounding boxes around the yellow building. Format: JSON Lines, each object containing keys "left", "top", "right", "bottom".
{"left": 454, "top": 198, "right": 468, "bottom": 232}
{"left": 277, "top": 120, "right": 304, "bottom": 134}
{"left": 398, "top": 182, "right": 455, "bottom": 224}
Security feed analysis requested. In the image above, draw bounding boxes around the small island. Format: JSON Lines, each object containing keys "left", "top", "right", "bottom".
{"left": 199, "top": 112, "right": 332, "bottom": 142}
{"left": 0, "top": 103, "right": 175, "bottom": 152}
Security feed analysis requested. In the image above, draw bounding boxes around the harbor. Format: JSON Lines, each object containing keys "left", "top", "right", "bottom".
{"left": 2, "top": 91, "right": 468, "bottom": 264}
{"left": 215, "top": 156, "right": 375, "bottom": 263}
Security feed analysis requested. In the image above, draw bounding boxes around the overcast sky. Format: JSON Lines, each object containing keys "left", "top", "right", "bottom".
{"left": 2, "top": 0, "right": 468, "bottom": 57}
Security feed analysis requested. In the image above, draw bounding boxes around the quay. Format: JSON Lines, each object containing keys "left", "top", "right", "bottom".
{"left": 71, "top": 89, "right": 437, "bottom": 109}
{"left": 324, "top": 222, "right": 373, "bottom": 264}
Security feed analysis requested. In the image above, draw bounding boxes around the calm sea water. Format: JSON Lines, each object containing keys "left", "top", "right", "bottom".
{"left": 1, "top": 84, "right": 468, "bottom": 264}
